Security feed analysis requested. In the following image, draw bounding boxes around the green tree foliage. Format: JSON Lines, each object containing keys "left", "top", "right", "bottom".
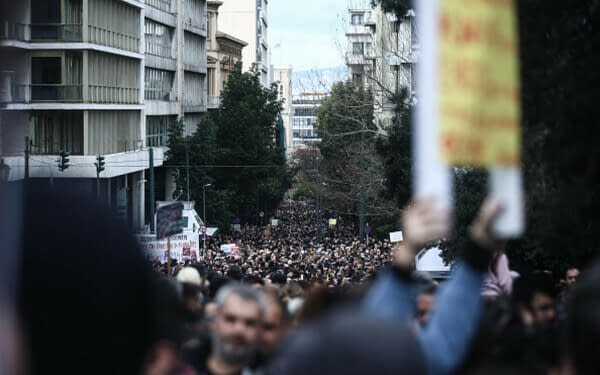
{"left": 168, "top": 63, "right": 292, "bottom": 229}
{"left": 371, "top": 0, "right": 411, "bottom": 19}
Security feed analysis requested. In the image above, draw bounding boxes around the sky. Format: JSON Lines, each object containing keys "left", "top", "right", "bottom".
{"left": 268, "top": 0, "right": 371, "bottom": 72}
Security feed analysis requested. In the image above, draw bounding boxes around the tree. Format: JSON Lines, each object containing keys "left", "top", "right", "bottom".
{"left": 317, "top": 81, "right": 399, "bottom": 238}
{"left": 371, "top": 0, "right": 411, "bottom": 20}
{"left": 167, "top": 63, "right": 292, "bottom": 230}
{"left": 211, "top": 64, "right": 291, "bottom": 225}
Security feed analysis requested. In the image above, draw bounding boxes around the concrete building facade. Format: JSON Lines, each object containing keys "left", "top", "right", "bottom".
{"left": 217, "top": 0, "right": 270, "bottom": 86}
{"left": 345, "top": 5, "right": 417, "bottom": 128}
{"left": 273, "top": 66, "right": 293, "bottom": 157}
{"left": 0, "top": 0, "right": 208, "bottom": 229}
{"left": 291, "top": 93, "right": 325, "bottom": 149}
{"left": 206, "top": 0, "right": 247, "bottom": 110}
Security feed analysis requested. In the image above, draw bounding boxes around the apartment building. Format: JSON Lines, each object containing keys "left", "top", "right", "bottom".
{"left": 0, "top": 0, "right": 208, "bottom": 229}
{"left": 291, "top": 93, "right": 325, "bottom": 148}
{"left": 345, "top": 8, "right": 375, "bottom": 87}
{"left": 273, "top": 66, "right": 293, "bottom": 157}
{"left": 217, "top": 0, "right": 270, "bottom": 86}
{"left": 345, "top": 5, "right": 417, "bottom": 128}
{"left": 206, "top": 0, "right": 247, "bottom": 110}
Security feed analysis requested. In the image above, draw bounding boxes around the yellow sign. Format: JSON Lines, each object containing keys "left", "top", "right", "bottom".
{"left": 439, "top": 0, "right": 521, "bottom": 166}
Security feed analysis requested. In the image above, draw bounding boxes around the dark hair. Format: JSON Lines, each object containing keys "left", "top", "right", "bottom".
{"left": 513, "top": 271, "right": 557, "bottom": 307}
{"left": 191, "top": 262, "right": 208, "bottom": 278}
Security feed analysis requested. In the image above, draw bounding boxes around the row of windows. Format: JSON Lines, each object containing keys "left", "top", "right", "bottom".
{"left": 146, "top": 115, "right": 171, "bottom": 147}
{"left": 145, "top": 68, "right": 174, "bottom": 100}
{"left": 293, "top": 118, "right": 316, "bottom": 127}
{"left": 293, "top": 107, "right": 317, "bottom": 117}
{"left": 352, "top": 42, "right": 373, "bottom": 55}
{"left": 145, "top": 19, "right": 174, "bottom": 58}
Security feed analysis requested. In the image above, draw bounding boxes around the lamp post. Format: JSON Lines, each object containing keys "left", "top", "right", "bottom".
{"left": 202, "top": 183, "right": 211, "bottom": 258}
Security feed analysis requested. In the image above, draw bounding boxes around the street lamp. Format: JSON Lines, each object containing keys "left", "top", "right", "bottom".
{"left": 0, "top": 159, "right": 10, "bottom": 183}
{"left": 202, "top": 183, "right": 211, "bottom": 259}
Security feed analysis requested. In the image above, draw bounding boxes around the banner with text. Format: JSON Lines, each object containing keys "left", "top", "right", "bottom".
{"left": 439, "top": 0, "right": 521, "bottom": 167}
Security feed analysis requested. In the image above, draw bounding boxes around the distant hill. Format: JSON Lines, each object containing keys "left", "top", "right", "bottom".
{"left": 292, "top": 66, "right": 348, "bottom": 94}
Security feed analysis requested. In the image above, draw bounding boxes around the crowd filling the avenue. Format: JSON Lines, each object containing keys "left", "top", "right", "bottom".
{"left": 5, "top": 185, "right": 600, "bottom": 375}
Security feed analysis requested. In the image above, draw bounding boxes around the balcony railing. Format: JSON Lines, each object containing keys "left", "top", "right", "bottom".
{"left": 184, "top": 14, "right": 207, "bottom": 33}
{"left": 145, "top": 88, "right": 171, "bottom": 101}
{"left": 0, "top": 21, "right": 27, "bottom": 41}
{"left": 30, "top": 24, "right": 82, "bottom": 42}
{"left": 146, "top": 0, "right": 172, "bottom": 12}
{"left": 30, "top": 84, "right": 82, "bottom": 101}
{"left": 89, "top": 85, "right": 140, "bottom": 104}
{"left": 88, "top": 25, "right": 139, "bottom": 52}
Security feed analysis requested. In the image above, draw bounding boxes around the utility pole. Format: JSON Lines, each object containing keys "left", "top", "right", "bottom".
{"left": 359, "top": 126, "right": 366, "bottom": 241}
{"left": 24, "top": 136, "right": 30, "bottom": 179}
{"left": 316, "top": 156, "right": 322, "bottom": 241}
{"left": 149, "top": 148, "right": 155, "bottom": 233}
{"left": 185, "top": 140, "right": 190, "bottom": 201}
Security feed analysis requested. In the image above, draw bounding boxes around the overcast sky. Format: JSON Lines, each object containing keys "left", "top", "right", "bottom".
{"left": 268, "top": 0, "right": 371, "bottom": 71}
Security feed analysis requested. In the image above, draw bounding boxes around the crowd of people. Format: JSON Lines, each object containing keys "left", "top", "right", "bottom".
{"left": 155, "top": 201, "right": 393, "bottom": 287}
{"left": 4, "top": 183, "right": 600, "bottom": 375}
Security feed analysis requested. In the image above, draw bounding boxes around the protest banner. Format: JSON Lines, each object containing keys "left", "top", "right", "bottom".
{"left": 415, "top": 0, "right": 524, "bottom": 237}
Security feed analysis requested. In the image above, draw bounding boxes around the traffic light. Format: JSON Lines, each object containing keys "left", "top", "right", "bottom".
{"left": 95, "top": 155, "right": 105, "bottom": 175}
{"left": 58, "top": 150, "right": 70, "bottom": 172}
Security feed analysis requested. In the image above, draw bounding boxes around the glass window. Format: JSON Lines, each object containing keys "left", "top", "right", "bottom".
{"left": 351, "top": 14, "right": 364, "bottom": 25}
{"left": 352, "top": 42, "right": 364, "bottom": 55}
{"left": 146, "top": 116, "right": 170, "bottom": 147}
{"left": 31, "top": 111, "right": 83, "bottom": 155}
{"left": 145, "top": 68, "right": 173, "bottom": 101}
{"left": 145, "top": 20, "right": 173, "bottom": 58}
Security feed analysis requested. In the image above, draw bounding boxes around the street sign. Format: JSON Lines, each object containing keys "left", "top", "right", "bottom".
{"left": 201, "top": 225, "right": 206, "bottom": 234}
{"left": 156, "top": 202, "right": 184, "bottom": 240}
{"left": 259, "top": 211, "right": 264, "bottom": 218}
{"left": 364, "top": 224, "right": 372, "bottom": 235}
{"left": 389, "top": 231, "right": 404, "bottom": 243}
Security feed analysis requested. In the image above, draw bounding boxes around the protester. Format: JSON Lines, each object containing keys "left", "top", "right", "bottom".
{"left": 183, "top": 284, "right": 266, "bottom": 375}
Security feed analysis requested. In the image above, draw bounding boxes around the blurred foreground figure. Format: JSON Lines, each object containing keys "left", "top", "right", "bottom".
{"left": 271, "top": 198, "right": 503, "bottom": 375}
{"left": 17, "top": 184, "right": 158, "bottom": 374}
{"left": 184, "top": 284, "right": 265, "bottom": 375}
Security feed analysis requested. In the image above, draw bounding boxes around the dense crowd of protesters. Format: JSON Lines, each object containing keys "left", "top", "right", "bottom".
{"left": 4, "top": 184, "right": 600, "bottom": 375}
{"left": 155, "top": 201, "right": 393, "bottom": 287}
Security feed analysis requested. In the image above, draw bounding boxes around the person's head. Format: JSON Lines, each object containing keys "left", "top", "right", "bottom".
{"left": 17, "top": 183, "right": 158, "bottom": 374}
{"left": 565, "top": 267, "right": 580, "bottom": 287}
{"left": 212, "top": 283, "right": 266, "bottom": 366}
{"left": 176, "top": 267, "right": 203, "bottom": 312}
{"left": 514, "top": 272, "right": 557, "bottom": 329}
{"left": 260, "top": 286, "right": 290, "bottom": 357}
{"left": 416, "top": 284, "right": 437, "bottom": 327}
{"left": 566, "top": 261, "right": 600, "bottom": 375}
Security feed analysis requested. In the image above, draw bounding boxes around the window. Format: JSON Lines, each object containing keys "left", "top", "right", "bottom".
{"left": 146, "top": 116, "right": 170, "bottom": 147}
{"left": 145, "top": 20, "right": 173, "bottom": 58}
{"left": 31, "top": 111, "right": 83, "bottom": 155}
{"left": 352, "top": 73, "right": 363, "bottom": 86}
{"left": 351, "top": 13, "right": 364, "bottom": 25}
{"left": 366, "top": 42, "right": 373, "bottom": 55}
{"left": 207, "top": 14, "right": 212, "bottom": 39}
{"left": 352, "top": 42, "right": 364, "bottom": 55}
{"left": 145, "top": 68, "right": 173, "bottom": 100}
{"left": 31, "top": 56, "right": 61, "bottom": 101}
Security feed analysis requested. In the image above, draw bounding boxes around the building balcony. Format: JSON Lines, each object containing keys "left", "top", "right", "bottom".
{"left": 0, "top": 21, "right": 27, "bottom": 41}
{"left": 345, "top": 52, "right": 367, "bottom": 66}
{"left": 2, "top": 83, "right": 140, "bottom": 106}
{"left": 183, "top": 99, "right": 206, "bottom": 113}
{"left": 184, "top": 14, "right": 207, "bottom": 37}
{"left": 145, "top": 0, "right": 173, "bottom": 13}
{"left": 207, "top": 95, "right": 220, "bottom": 109}
{"left": 30, "top": 23, "right": 82, "bottom": 42}
{"left": 145, "top": 88, "right": 173, "bottom": 101}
